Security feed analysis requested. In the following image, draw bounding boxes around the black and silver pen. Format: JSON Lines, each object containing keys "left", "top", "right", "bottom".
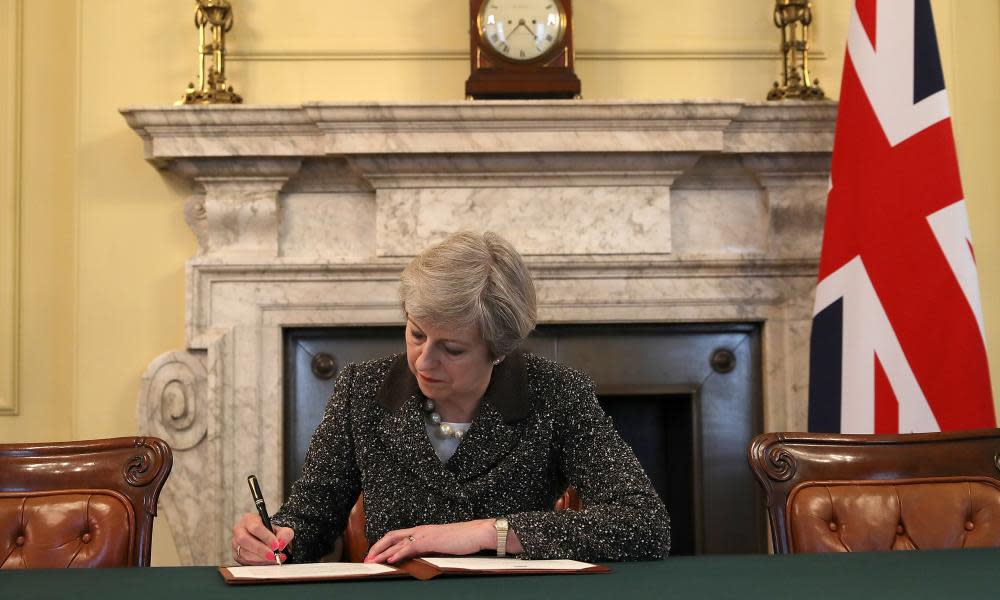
{"left": 247, "top": 474, "right": 282, "bottom": 566}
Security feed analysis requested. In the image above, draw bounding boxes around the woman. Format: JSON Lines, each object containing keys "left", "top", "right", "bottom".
{"left": 231, "top": 232, "right": 670, "bottom": 565}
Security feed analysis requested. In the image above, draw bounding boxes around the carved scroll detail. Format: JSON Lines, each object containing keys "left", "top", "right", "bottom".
{"left": 139, "top": 351, "right": 208, "bottom": 451}
{"left": 124, "top": 450, "right": 155, "bottom": 487}
{"left": 764, "top": 446, "right": 797, "bottom": 481}
{"left": 121, "top": 438, "right": 173, "bottom": 516}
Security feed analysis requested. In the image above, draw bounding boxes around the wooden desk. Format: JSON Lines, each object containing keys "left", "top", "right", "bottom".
{"left": 2, "top": 548, "right": 996, "bottom": 599}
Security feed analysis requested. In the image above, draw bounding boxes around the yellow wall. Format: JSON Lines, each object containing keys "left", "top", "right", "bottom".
{"left": 1, "top": 0, "right": 998, "bottom": 566}
{"left": 1, "top": 0, "right": 77, "bottom": 440}
{"left": 0, "top": 0, "right": 19, "bottom": 419}
{"left": 950, "top": 1, "right": 1000, "bottom": 416}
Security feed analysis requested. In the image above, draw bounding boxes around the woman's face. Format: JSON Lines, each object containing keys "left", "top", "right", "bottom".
{"left": 405, "top": 316, "right": 494, "bottom": 409}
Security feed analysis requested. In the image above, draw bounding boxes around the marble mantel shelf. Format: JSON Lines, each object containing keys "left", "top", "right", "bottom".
{"left": 123, "top": 99, "right": 835, "bottom": 566}
{"left": 120, "top": 99, "right": 836, "bottom": 160}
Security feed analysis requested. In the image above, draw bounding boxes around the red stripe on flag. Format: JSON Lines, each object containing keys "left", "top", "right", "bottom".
{"left": 874, "top": 354, "right": 898, "bottom": 434}
{"left": 855, "top": 0, "right": 878, "bottom": 49}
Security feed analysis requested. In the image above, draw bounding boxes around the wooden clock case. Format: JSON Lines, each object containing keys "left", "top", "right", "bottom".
{"left": 465, "top": 0, "right": 581, "bottom": 99}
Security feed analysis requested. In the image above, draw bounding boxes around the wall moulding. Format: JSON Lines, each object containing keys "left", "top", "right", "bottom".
{"left": 225, "top": 49, "right": 827, "bottom": 63}
{"left": 0, "top": 0, "right": 22, "bottom": 416}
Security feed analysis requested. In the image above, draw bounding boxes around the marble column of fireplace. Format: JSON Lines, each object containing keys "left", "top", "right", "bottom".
{"left": 122, "top": 100, "right": 836, "bottom": 565}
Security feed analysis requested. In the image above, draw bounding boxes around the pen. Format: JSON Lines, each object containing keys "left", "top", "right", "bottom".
{"left": 247, "top": 474, "right": 282, "bottom": 566}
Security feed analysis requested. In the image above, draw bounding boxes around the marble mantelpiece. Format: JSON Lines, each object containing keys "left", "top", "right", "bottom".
{"left": 122, "top": 100, "right": 836, "bottom": 565}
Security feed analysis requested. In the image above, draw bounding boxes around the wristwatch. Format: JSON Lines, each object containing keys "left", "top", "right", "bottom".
{"left": 494, "top": 517, "right": 509, "bottom": 557}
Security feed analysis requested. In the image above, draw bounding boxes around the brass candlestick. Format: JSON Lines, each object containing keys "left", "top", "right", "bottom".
{"left": 767, "top": 0, "right": 825, "bottom": 101}
{"left": 177, "top": 0, "right": 242, "bottom": 105}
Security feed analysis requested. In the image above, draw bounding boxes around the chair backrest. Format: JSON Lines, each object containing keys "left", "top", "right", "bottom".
{"left": 748, "top": 429, "right": 1000, "bottom": 554}
{"left": 0, "top": 437, "right": 172, "bottom": 568}
{"left": 341, "top": 487, "right": 581, "bottom": 562}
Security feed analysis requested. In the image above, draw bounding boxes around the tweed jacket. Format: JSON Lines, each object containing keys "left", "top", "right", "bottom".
{"left": 272, "top": 351, "right": 671, "bottom": 562}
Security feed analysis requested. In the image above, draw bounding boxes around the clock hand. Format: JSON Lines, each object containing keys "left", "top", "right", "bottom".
{"left": 508, "top": 21, "right": 530, "bottom": 37}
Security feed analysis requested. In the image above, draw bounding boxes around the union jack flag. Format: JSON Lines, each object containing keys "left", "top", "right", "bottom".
{"left": 808, "top": 0, "right": 995, "bottom": 433}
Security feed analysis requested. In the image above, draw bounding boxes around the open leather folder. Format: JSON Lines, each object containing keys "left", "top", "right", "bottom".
{"left": 219, "top": 557, "right": 610, "bottom": 584}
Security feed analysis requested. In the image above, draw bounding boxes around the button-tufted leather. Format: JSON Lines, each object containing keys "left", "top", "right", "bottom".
{"left": 788, "top": 480, "right": 1000, "bottom": 552}
{"left": 0, "top": 492, "right": 132, "bottom": 569}
{"left": 0, "top": 437, "right": 172, "bottom": 568}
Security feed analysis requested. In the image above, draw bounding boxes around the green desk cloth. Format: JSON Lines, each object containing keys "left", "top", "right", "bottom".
{"left": 2, "top": 548, "right": 996, "bottom": 600}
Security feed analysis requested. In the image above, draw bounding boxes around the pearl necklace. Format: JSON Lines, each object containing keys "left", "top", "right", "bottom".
{"left": 421, "top": 398, "right": 467, "bottom": 440}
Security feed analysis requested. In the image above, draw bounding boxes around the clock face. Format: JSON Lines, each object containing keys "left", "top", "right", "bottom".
{"left": 478, "top": 0, "right": 566, "bottom": 63}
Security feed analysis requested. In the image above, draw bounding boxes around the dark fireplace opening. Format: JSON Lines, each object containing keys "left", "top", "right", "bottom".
{"left": 599, "top": 392, "right": 696, "bottom": 556}
{"left": 284, "top": 323, "right": 764, "bottom": 555}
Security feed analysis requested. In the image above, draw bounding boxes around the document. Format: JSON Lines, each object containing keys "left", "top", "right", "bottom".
{"left": 219, "top": 556, "right": 609, "bottom": 585}
{"left": 402, "top": 556, "right": 611, "bottom": 580}
{"left": 219, "top": 561, "right": 404, "bottom": 584}
{"left": 227, "top": 562, "right": 398, "bottom": 579}
{"left": 421, "top": 557, "right": 598, "bottom": 571}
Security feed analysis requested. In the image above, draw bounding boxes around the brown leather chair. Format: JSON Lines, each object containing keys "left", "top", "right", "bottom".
{"left": 748, "top": 428, "right": 1000, "bottom": 554}
{"left": 0, "top": 437, "right": 172, "bottom": 568}
{"left": 342, "top": 487, "right": 582, "bottom": 562}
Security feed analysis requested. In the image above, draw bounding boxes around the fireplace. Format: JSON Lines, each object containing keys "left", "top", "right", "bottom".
{"left": 285, "top": 323, "right": 764, "bottom": 555}
{"left": 125, "top": 99, "right": 834, "bottom": 564}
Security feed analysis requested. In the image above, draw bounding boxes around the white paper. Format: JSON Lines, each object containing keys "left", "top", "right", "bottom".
{"left": 227, "top": 562, "right": 398, "bottom": 580}
{"left": 421, "top": 557, "right": 595, "bottom": 571}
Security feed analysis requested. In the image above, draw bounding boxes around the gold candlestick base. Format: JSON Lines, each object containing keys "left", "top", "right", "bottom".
{"left": 767, "top": 80, "right": 826, "bottom": 101}
{"left": 177, "top": 83, "right": 243, "bottom": 106}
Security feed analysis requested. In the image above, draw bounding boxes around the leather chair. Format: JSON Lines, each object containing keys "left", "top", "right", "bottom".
{"left": 342, "top": 487, "right": 582, "bottom": 562}
{"left": 748, "top": 428, "right": 1000, "bottom": 554}
{"left": 0, "top": 437, "right": 172, "bottom": 568}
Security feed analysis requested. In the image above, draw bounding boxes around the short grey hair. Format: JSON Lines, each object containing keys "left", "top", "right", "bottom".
{"left": 400, "top": 231, "right": 537, "bottom": 358}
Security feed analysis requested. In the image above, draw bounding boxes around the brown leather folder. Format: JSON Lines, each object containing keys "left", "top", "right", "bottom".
{"left": 219, "top": 557, "right": 610, "bottom": 585}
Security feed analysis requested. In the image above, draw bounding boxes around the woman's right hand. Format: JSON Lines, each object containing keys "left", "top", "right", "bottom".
{"left": 231, "top": 512, "right": 295, "bottom": 565}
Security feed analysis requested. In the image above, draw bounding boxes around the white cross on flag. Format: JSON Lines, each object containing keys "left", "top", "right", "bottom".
{"left": 808, "top": 0, "right": 995, "bottom": 433}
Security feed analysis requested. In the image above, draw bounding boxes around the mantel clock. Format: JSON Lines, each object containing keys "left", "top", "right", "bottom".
{"left": 465, "top": 0, "right": 581, "bottom": 99}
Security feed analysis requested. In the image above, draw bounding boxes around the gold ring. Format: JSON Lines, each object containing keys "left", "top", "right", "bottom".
{"left": 236, "top": 545, "right": 242, "bottom": 559}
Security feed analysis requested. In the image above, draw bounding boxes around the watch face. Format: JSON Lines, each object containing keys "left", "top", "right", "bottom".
{"left": 479, "top": 0, "right": 566, "bottom": 63}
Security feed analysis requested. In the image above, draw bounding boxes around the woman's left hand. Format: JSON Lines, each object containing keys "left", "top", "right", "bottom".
{"left": 365, "top": 519, "right": 496, "bottom": 564}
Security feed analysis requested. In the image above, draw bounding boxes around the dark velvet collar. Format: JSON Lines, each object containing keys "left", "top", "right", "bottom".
{"left": 373, "top": 350, "right": 530, "bottom": 424}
